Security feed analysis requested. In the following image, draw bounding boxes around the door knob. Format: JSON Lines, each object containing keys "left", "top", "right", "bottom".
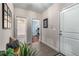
{"left": 59, "top": 32, "right": 62, "bottom": 35}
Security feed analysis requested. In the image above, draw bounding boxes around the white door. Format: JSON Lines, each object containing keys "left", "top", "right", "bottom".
{"left": 60, "top": 4, "right": 79, "bottom": 56}
{"left": 16, "top": 17, "right": 27, "bottom": 43}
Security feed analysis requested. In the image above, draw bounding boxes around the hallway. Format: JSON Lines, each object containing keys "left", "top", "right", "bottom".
{"left": 31, "top": 42, "right": 58, "bottom": 56}
{"left": 0, "top": 3, "right": 79, "bottom": 56}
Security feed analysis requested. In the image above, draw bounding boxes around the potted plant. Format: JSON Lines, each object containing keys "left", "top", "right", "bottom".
{"left": 19, "top": 42, "right": 37, "bottom": 56}
{"left": 0, "top": 42, "right": 37, "bottom": 56}
{"left": 0, "top": 48, "right": 15, "bottom": 56}
{"left": 0, "top": 51, "right": 6, "bottom": 56}
{"left": 6, "top": 48, "right": 15, "bottom": 56}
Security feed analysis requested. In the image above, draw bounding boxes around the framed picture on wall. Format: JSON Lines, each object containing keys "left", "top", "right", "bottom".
{"left": 43, "top": 18, "right": 48, "bottom": 28}
{"left": 2, "top": 3, "right": 12, "bottom": 29}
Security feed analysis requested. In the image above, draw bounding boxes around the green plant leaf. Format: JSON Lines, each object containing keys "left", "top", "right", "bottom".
{"left": 6, "top": 48, "right": 15, "bottom": 56}
{"left": 19, "top": 42, "right": 37, "bottom": 56}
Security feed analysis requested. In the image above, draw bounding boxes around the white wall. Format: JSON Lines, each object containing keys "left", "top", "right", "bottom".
{"left": 0, "top": 3, "right": 14, "bottom": 51}
{"left": 15, "top": 8, "right": 41, "bottom": 44}
{"left": 41, "top": 4, "right": 60, "bottom": 52}
{"left": 41, "top": 3, "right": 75, "bottom": 52}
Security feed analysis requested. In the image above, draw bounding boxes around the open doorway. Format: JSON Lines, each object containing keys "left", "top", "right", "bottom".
{"left": 32, "top": 19, "right": 40, "bottom": 43}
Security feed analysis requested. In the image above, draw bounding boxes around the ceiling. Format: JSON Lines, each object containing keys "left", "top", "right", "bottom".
{"left": 13, "top": 3, "right": 53, "bottom": 13}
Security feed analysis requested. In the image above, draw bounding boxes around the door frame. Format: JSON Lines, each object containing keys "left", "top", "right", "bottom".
{"left": 31, "top": 18, "right": 41, "bottom": 42}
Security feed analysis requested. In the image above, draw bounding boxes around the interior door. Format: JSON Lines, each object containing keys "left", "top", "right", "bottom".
{"left": 16, "top": 17, "right": 27, "bottom": 43}
{"left": 60, "top": 4, "right": 79, "bottom": 56}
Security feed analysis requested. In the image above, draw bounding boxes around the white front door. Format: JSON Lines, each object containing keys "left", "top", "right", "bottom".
{"left": 60, "top": 4, "right": 79, "bottom": 56}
